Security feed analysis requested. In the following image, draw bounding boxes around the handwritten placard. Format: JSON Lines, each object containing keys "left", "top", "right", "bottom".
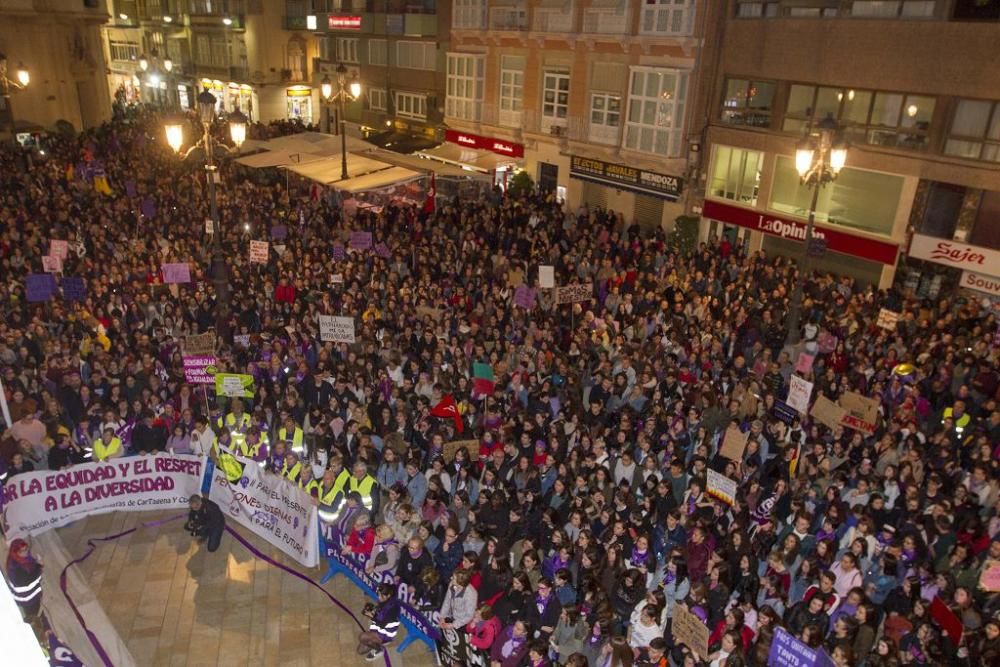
{"left": 706, "top": 469, "right": 737, "bottom": 506}
{"left": 787, "top": 375, "right": 814, "bottom": 415}
{"left": 42, "top": 255, "right": 63, "bottom": 273}
{"left": 719, "top": 425, "right": 749, "bottom": 461}
{"left": 184, "top": 332, "right": 216, "bottom": 356}
{"left": 332, "top": 243, "right": 346, "bottom": 261}
{"left": 270, "top": 224, "right": 288, "bottom": 240}
{"left": 795, "top": 352, "right": 815, "bottom": 375}
{"left": 672, "top": 604, "right": 710, "bottom": 659}
{"left": 374, "top": 242, "right": 391, "bottom": 259}
{"left": 249, "top": 240, "right": 269, "bottom": 264}
{"left": 979, "top": 560, "right": 1000, "bottom": 592}
{"left": 49, "top": 240, "right": 69, "bottom": 260}
{"left": 514, "top": 286, "right": 536, "bottom": 309}
{"left": 318, "top": 315, "right": 356, "bottom": 343}
{"left": 876, "top": 308, "right": 901, "bottom": 331}
{"left": 556, "top": 283, "right": 592, "bottom": 305}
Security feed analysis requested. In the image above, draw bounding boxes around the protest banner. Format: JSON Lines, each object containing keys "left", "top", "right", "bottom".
{"left": 318, "top": 315, "right": 356, "bottom": 343}
{"left": 769, "top": 627, "right": 835, "bottom": 667}
{"left": 60, "top": 277, "right": 87, "bottom": 303}
{"left": 184, "top": 332, "right": 216, "bottom": 356}
{"left": 539, "top": 265, "right": 555, "bottom": 288}
{"left": 443, "top": 440, "right": 478, "bottom": 463}
{"left": 0, "top": 455, "right": 206, "bottom": 539}
{"left": 161, "top": 262, "right": 191, "bottom": 284}
{"left": 331, "top": 243, "right": 346, "bottom": 261}
{"left": 182, "top": 355, "right": 217, "bottom": 385}
{"left": 672, "top": 604, "right": 710, "bottom": 659}
{"left": 233, "top": 334, "right": 251, "bottom": 348}
{"left": 49, "top": 239, "right": 69, "bottom": 260}
{"left": 811, "top": 395, "right": 847, "bottom": 431}
{"left": 513, "top": 285, "right": 536, "bottom": 309}
{"left": 876, "top": 308, "right": 901, "bottom": 331}
{"left": 556, "top": 283, "right": 591, "bottom": 305}
{"left": 772, "top": 399, "right": 797, "bottom": 425}
{"left": 26, "top": 274, "right": 56, "bottom": 302}
{"left": 706, "top": 469, "right": 737, "bottom": 506}
{"left": 249, "top": 240, "right": 269, "bottom": 264}
{"left": 435, "top": 625, "right": 489, "bottom": 667}
{"left": 42, "top": 255, "right": 63, "bottom": 273}
{"left": 349, "top": 231, "right": 373, "bottom": 250}
{"left": 795, "top": 352, "right": 815, "bottom": 375}
{"left": 374, "top": 242, "right": 391, "bottom": 259}
{"left": 270, "top": 224, "right": 288, "bottom": 240}
{"left": 817, "top": 331, "right": 838, "bottom": 354}
{"left": 209, "top": 457, "right": 319, "bottom": 567}
{"left": 719, "top": 425, "right": 749, "bottom": 461}
{"left": 979, "top": 560, "right": 1000, "bottom": 592}
{"left": 215, "top": 373, "right": 255, "bottom": 398}
{"left": 787, "top": 375, "right": 814, "bottom": 415}
{"left": 839, "top": 391, "right": 879, "bottom": 435}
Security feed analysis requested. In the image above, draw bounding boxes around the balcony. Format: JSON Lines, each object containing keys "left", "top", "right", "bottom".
{"left": 490, "top": 7, "right": 528, "bottom": 31}
{"left": 582, "top": 7, "right": 629, "bottom": 35}
{"left": 284, "top": 15, "right": 309, "bottom": 29}
{"left": 533, "top": 9, "right": 574, "bottom": 33}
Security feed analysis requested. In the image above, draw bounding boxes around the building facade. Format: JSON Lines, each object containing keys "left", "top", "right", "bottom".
{"left": 444, "top": 0, "right": 708, "bottom": 229}
{"left": 690, "top": 0, "right": 1000, "bottom": 289}
{"left": 0, "top": 0, "right": 112, "bottom": 133}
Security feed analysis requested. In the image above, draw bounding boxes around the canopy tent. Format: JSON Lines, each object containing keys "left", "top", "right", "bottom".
{"left": 369, "top": 149, "right": 485, "bottom": 179}
{"left": 235, "top": 150, "right": 324, "bottom": 169}
{"left": 414, "top": 142, "right": 517, "bottom": 173}
{"left": 336, "top": 166, "right": 423, "bottom": 194}
{"left": 283, "top": 153, "right": 401, "bottom": 185}
{"left": 263, "top": 131, "right": 377, "bottom": 156}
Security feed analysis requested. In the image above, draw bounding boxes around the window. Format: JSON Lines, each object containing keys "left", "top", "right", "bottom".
{"left": 583, "top": 0, "right": 629, "bottom": 33}
{"left": 945, "top": 99, "right": 1000, "bottom": 162}
{"left": 735, "top": 1, "right": 779, "bottom": 17}
{"left": 395, "top": 91, "right": 426, "bottom": 119}
{"left": 787, "top": 6, "right": 839, "bottom": 16}
{"left": 770, "top": 156, "right": 903, "bottom": 235}
{"left": 368, "top": 39, "right": 387, "bottom": 66}
{"left": 534, "top": 2, "right": 574, "bottom": 32}
{"left": 850, "top": 1, "right": 936, "bottom": 17}
{"left": 446, "top": 53, "right": 484, "bottom": 121}
{"left": 499, "top": 55, "right": 524, "bottom": 127}
{"left": 624, "top": 66, "right": 688, "bottom": 158}
{"left": 708, "top": 146, "right": 762, "bottom": 206}
{"left": 396, "top": 41, "right": 436, "bottom": 70}
{"left": 367, "top": 88, "right": 387, "bottom": 112}
{"left": 109, "top": 41, "right": 140, "bottom": 63}
{"left": 490, "top": 4, "right": 528, "bottom": 30}
{"left": 541, "top": 71, "right": 570, "bottom": 130}
{"left": 453, "top": 0, "right": 487, "bottom": 29}
{"left": 336, "top": 37, "right": 359, "bottom": 64}
{"left": 196, "top": 35, "right": 211, "bottom": 65}
{"left": 720, "top": 78, "right": 775, "bottom": 128}
{"left": 211, "top": 39, "right": 228, "bottom": 67}
{"left": 782, "top": 85, "right": 935, "bottom": 150}
{"left": 589, "top": 93, "right": 621, "bottom": 145}
{"left": 640, "top": 0, "right": 694, "bottom": 35}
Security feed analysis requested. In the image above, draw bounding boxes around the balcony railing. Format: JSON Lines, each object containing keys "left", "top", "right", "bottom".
{"left": 582, "top": 8, "right": 629, "bottom": 34}
{"left": 533, "top": 9, "right": 574, "bottom": 32}
{"left": 490, "top": 8, "right": 528, "bottom": 30}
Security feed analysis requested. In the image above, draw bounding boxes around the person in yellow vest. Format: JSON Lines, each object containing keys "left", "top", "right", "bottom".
{"left": 316, "top": 457, "right": 352, "bottom": 522}
{"left": 943, "top": 400, "right": 972, "bottom": 437}
{"left": 299, "top": 464, "right": 321, "bottom": 498}
{"left": 220, "top": 399, "right": 253, "bottom": 450}
{"left": 237, "top": 427, "right": 269, "bottom": 467}
{"left": 213, "top": 438, "right": 245, "bottom": 484}
{"left": 347, "top": 461, "right": 379, "bottom": 516}
{"left": 280, "top": 452, "right": 302, "bottom": 483}
{"left": 93, "top": 427, "right": 123, "bottom": 462}
{"left": 278, "top": 415, "right": 305, "bottom": 456}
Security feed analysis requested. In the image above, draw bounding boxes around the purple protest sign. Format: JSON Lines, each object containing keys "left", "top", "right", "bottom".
{"left": 332, "top": 243, "right": 346, "bottom": 261}
{"left": 60, "top": 277, "right": 87, "bottom": 303}
{"left": 349, "top": 231, "right": 372, "bottom": 250}
{"left": 26, "top": 274, "right": 56, "bottom": 302}
{"left": 125, "top": 179, "right": 137, "bottom": 197}
{"left": 183, "top": 355, "right": 217, "bottom": 385}
{"left": 374, "top": 242, "right": 391, "bottom": 259}
{"left": 769, "top": 627, "right": 835, "bottom": 667}
{"left": 161, "top": 262, "right": 191, "bottom": 284}
{"left": 514, "top": 285, "right": 536, "bottom": 309}
{"left": 141, "top": 196, "right": 156, "bottom": 219}
{"left": 271, "top": 224, "right": 288, "bottom": 240}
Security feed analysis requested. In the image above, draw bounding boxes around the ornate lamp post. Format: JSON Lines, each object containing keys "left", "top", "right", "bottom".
{"left": 320, "top": 63, "right": 361, "bottom": 180}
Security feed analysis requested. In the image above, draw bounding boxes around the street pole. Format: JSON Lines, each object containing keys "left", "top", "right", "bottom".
{"left": 204, "top": 127, "right": 230, "bottom": 342}
{"left": 784, "top": 180, "right": 821, "bottom": 346}
{"left": 339, "top": 94, "right": 348, "bottom": 180}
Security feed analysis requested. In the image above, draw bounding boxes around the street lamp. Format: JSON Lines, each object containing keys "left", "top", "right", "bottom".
{"left": 785, "top": 113, "right": 848, "bottom": 346}
{"left": 0, "top": 54, "right": 30, "bottom": 144}
{"left": 163, "top": 89, "right": 248, "bottom": 341}
{"left": 320, "top": 63, "right": 361, "bottom": 181}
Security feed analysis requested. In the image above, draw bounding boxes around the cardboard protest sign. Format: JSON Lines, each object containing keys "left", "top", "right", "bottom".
{"left": 556, "top": 283, "right": 591, "bottom": 305}
{"left": 26, "top": 274, "right": 56, "bottom": 302}
{"left": 349, "top": 231, "right": 373, "bottom": 250}
{"left": 839, "top": 391, "right": 878, "bottom": 434}
{"left": 507, "top": 269, "right": 524, "bottom": 288}
{"left": 215, "top": 373, "right": 255, "bottom": 398}
{"left": 184, "top": 332, "right": 216, "bottom": 356}
{"left": 49, "top": 240, "right": 69, "bottom": 260}
{"left": 443, "top": 440, "right": 478, "bottom": 463}
{"left": 249, "top": 240, "right": 269, "bottom": 264}
{"left": 876, "top": 308, "right": 901, "bottom": 331}
{"left": 810, "top": 394, "right": 847, "bottom": 431}
{"left": 42, "top": 255, "right": 63, "bottom": 273}
{"left": 539, "top": 265, "right": 555, "bottom": 288}
{"left": 161, "top": 262, "right": 191, "bottom": 284}
{"left": 60, "top": 277, "right": 87, "bottom": 303}
{"left": 787, "top": 375, "right": 814, "bottom": 415}
{"left": 706, "top": 469, "right": 737, "bottom": 506}
{"left": 318, "top": 315, "right": 356, "bottom": 343}
{"left": 514, "top": 286, "right": 536, "bottom": 309}
{"left": 795, "top": 352, "right": 815, "bottom": 375}
{"left": 672, "top": 604, "right": 710, "bottom": 659}
{"left": 719, "top": 425, "right": 749, "bottom": 461}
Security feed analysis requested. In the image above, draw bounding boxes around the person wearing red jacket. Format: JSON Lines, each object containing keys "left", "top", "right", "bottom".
{"left": 274, "top": 276, "right": 296, "bottom": 304}
{"left": 708, "top": 608, "right": 755, "bottom": 653}
{"left": 466, "top": 604, "right": 502, "bottom": 651}
{"left": 342, "top": 512, "right": 376, "bottom": 560}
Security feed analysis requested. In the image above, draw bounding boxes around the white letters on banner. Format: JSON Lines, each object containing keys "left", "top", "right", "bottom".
{"left": 209, "top": 457, "right": 319, "bottom": 567}
{"left": 706, "top": 469, "right": 737, "bottom": 506}
{"left": 318, "top": 315, "right": 356, "bottom": 343}
{"left": 0, "top": 455, "right": 207, "bottom": 539}
{"left": 787, "top": 375, "right": 814, "bottom": 415}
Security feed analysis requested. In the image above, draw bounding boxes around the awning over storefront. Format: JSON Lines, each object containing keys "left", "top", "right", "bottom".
{"left": 415, "top": 143, "right": 517, "bottom": 173}
{"left": 370, "top": 149, "right": 484, "bottom": 179}
{"left": 283, "top": 153, "right": 401, "bottom": 186}
{"left": 336, "top": 166, "right": 423, "bottom": 194}
{"left": 235, "top": 150, "right": 324, "bottom": 169}
{"left": 264, "top": 131, "right": 376, "bottom": 156}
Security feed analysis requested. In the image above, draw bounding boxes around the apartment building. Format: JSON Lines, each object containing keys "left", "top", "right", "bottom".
{"left": 691, "top": 0, "right": 1000, "bottom": 289}
{"left": 1, "top": 0, "right": 112, "bottom": 133}
{"left": 306, "top": 0, "right": 449, "bottom": 149}
{"left": 445, "top": 0, "right": 709, "bottom": 228}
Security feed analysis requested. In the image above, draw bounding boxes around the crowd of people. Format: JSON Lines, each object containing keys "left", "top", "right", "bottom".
{"left": 1, "top": 108, "right": 1000, "bottom": 667}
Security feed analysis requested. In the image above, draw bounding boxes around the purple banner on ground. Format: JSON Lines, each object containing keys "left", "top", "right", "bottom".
{"left": 26, "top": 274, "right": 57, "bottom": 302}
{"left": 60, "top": 277, "right": 87, "bottom": 303}
{"left": 349, "top": 231, "right": 372, "bottom": 250}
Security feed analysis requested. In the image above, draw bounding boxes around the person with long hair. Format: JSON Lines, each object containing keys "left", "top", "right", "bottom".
{"left": 5, "top": 538, "right": 43, "bottom": 628}
{"left": 599, "top": 634, "right": 635, "bottom": 667}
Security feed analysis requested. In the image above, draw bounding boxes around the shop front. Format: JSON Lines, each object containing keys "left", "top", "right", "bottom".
{"left": 702, "top": 200, "right": 901, "bottom": 287}
{"left": 286, "top": 86, "right": 313, "bottom": 124}
{"left": 907, "top": 234, "right": 1000, "bottom": 301}
{"left": 199, "top": 79, "right": 257, "bottom": 121}
{"left": 569, "top": 155, "right": 684, "bottom": 230}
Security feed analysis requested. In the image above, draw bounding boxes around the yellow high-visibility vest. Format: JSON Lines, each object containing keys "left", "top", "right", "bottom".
{"left": 281, "top": 461, "right": 302, "bottom": 482}
{"left": 94, "top": 437, "right": 122, "bottom": 462}
{"left": 348, "top": 475, "right": 376, "bottom": 510}
{"left": 278, "top": 426, "right": 304, "bottom": 454}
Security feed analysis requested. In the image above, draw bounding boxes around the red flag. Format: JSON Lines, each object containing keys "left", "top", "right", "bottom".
{"left": 431, "top": 394, "right": 463, "bottom": 433}
{"left": 422, "top": 173, "right": 436, "bottom": 214}
{"left": 472, "top": 377, "right": 495, "bottom": 397}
